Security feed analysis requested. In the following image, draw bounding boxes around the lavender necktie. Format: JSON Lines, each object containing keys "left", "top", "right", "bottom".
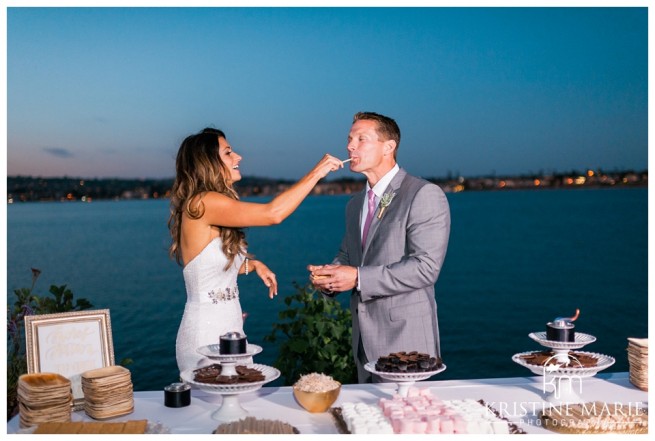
{"left": 362, "top": 189, "right": 376, "bottom": 249}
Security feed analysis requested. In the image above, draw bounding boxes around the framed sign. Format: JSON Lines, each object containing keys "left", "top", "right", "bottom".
{"left": 25, "top": 309, "right": 115, "bottom": 405}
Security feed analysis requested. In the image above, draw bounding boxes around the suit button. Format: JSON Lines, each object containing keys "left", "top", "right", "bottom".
{"left": 355, "top": 308, "right": 358, "bottom": 313}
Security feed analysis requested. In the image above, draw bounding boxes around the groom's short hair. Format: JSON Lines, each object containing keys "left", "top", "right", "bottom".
{"left": 353, "top": 112, "right": 401, "bottom": 159}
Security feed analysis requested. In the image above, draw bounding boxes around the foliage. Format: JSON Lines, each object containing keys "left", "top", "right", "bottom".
{"left": 6, "top": 268, "right": 93, "bottom": 421}
{"left": 264, "top": 282, "right": 357, "bottom": 386}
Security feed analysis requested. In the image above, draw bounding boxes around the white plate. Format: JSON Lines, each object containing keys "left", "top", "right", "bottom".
{"left": 364, "top": 361, "right": 447, "bottom": 382}
{"left": 180, "top": 364, "right": 280, "bottom": 394}
{"left": 528, "top": 332, "right": 597, "bottom": 350}
{"left": 512, "top": 350, "right": 615, "bottom": 377}
{"left": 196, "top": 343, "right": 263, "bottom": 361}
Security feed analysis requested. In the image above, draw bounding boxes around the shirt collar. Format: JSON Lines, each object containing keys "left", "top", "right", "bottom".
{"left": 366, "top": 164, "right": 400, "bottom": 198}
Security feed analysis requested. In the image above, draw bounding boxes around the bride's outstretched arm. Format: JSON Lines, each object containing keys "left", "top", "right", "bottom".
{"left": 196, "top": 154, "right": 343, "bottom": 227}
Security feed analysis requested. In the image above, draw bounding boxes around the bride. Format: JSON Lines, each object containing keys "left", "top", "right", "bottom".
{"left": 168, "top": 127, "right": 343, "bottom": 373}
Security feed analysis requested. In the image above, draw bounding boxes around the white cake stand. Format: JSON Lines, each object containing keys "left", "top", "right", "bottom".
{"left": 528, "top": 332, "right": 597, "bottom": 363}
{"left": 364, "top": 362, "right": 447, "bottom": 397}
{"left": 196, "top": 344, "right": 263, "bottom": 376}
{"left": 512, "top": 350, "right": 615, "bottom": 404}
{"left": 198, "top": 343, "right": 263, "bottom": 359}
{"left": 180, "top": 363, "right": 280, "bottom": 422}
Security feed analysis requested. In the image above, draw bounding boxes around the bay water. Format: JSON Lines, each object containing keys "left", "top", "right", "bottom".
{"left": 6, "top": 188, "right": 648, "bottom": 390}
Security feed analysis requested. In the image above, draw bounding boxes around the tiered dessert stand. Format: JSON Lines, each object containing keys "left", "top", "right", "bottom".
{"left": 364, "top": 362, "right": 447, "bottom": 397}
{"left": 512, "top": 332, "right": 615, "bottom": 404}
{"left": 180, "top": 344, "right": 280, "bottom": 422}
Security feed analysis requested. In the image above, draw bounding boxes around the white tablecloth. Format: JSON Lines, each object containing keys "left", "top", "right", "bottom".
{"left": 7, "top": 372, "right": 647, "bottom": 434}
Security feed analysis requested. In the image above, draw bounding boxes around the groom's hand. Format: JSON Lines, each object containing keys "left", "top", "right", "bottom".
{"left": 307, "top": 264, "right": 331, "bottom": 293}
{"left": 307, "top": 264, "right": 358, "bottom": 294}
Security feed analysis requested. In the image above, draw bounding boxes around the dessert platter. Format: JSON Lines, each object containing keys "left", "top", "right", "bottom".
{"left": 180, "top": 332, "right": 280, "bottom": 422}
{"left": 512, "top": 310, "right": 615, "bottom": 404}
{"left": 364, "top": 351, "right": 446, "bottom": 397}
{"left": 213, "top": 417, "right": 299, "bottom": 434}
{"left": 539, "top": 401, "right": 648, "bottom": 434}
{"left": 331, "top": 386, "right": 525, "bottom": 434}
{"left": 512, "top": 351, "right": 615, "bottom": 378}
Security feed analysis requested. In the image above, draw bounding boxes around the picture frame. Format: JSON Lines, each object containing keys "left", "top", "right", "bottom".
{"left": 24, "top": 309, "right": 115, "bottom": 407}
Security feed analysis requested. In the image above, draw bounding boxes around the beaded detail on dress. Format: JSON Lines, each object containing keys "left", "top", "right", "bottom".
{"left": 207, "top": 286, "right": 239, "bottom": 303}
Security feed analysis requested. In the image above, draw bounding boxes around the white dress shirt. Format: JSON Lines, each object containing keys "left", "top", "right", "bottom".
{"left": 360, "top": 164, "right": 400, "bottom": 238}
{"left": 357, "top": 163, "right": 400, "bottom": 290}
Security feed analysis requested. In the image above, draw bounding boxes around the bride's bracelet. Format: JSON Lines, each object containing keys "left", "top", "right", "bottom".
{"left": 245, "top": 257, "right": 250, "bottom": 275}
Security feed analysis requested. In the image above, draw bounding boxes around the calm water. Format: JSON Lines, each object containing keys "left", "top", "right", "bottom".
{"left": 7, "top": 188, "right": 648, "bottom": 390}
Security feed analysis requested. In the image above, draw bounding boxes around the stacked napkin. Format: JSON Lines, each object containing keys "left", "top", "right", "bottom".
{"left": 627, "top": 338, "right": 648, "bottom": 391}
{"left": 81, "top": 365, "right": 134, "bottom": 419}
{"left": 17, "top": 373, "right": 72, "bottom": 428}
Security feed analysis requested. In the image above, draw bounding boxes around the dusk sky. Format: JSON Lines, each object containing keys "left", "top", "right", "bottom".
{"left": 6, "top": 4, "right": 649, "bottom": 180}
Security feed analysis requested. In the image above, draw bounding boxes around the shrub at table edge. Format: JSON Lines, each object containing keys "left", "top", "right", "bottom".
{"left": 264, "top": 282, "right": 357, "bottom": 386}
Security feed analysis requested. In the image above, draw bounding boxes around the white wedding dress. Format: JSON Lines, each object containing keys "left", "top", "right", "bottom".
{"left": 176, "top": 237, "right": 246, "bottom": 373}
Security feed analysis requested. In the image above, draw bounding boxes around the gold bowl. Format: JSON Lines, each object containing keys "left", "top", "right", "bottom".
{"left": 292, "top": 385, "right": 341, "bottom": 413}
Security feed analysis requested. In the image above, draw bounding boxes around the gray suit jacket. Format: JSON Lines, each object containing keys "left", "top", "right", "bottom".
{"left": 332, "top": 168, "right": 450, "bottom": 382}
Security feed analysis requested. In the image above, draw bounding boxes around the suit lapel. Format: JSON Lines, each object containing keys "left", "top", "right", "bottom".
{"left": 362, "top": 168, "right": 407, "bottom": 259}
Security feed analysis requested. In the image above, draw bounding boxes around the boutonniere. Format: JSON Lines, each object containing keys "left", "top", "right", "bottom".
{"left": 377, "top": 191, "right": 396, "bottom": 219}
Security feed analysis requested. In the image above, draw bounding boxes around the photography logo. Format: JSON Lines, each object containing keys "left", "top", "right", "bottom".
{"left": 542, "top": 353, "right": 584, "bottom": 399}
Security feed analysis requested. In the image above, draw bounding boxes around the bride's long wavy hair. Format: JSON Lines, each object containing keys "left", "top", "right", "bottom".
{"left": 168, "top": 128, "right": 247, "bottom": 269}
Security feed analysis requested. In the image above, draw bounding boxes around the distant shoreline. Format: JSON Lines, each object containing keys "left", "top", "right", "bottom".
{"left": 6, "top": 169, "right": 648, "bottom": 203}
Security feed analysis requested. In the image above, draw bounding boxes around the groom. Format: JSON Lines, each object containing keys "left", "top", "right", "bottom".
{"left": 308, "top": 111, "right": 451, "bottom": 383}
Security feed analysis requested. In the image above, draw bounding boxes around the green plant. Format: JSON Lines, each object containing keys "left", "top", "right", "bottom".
{"left": 6, "top": 268, "right": 93, "bottom": 421}
{"left": 264, "top": 282, "right": 357, "bottom": 386}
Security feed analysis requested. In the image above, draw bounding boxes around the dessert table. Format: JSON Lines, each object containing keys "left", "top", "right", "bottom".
{"left": 7, "top": 372, "right": 647, "bottom": 434}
